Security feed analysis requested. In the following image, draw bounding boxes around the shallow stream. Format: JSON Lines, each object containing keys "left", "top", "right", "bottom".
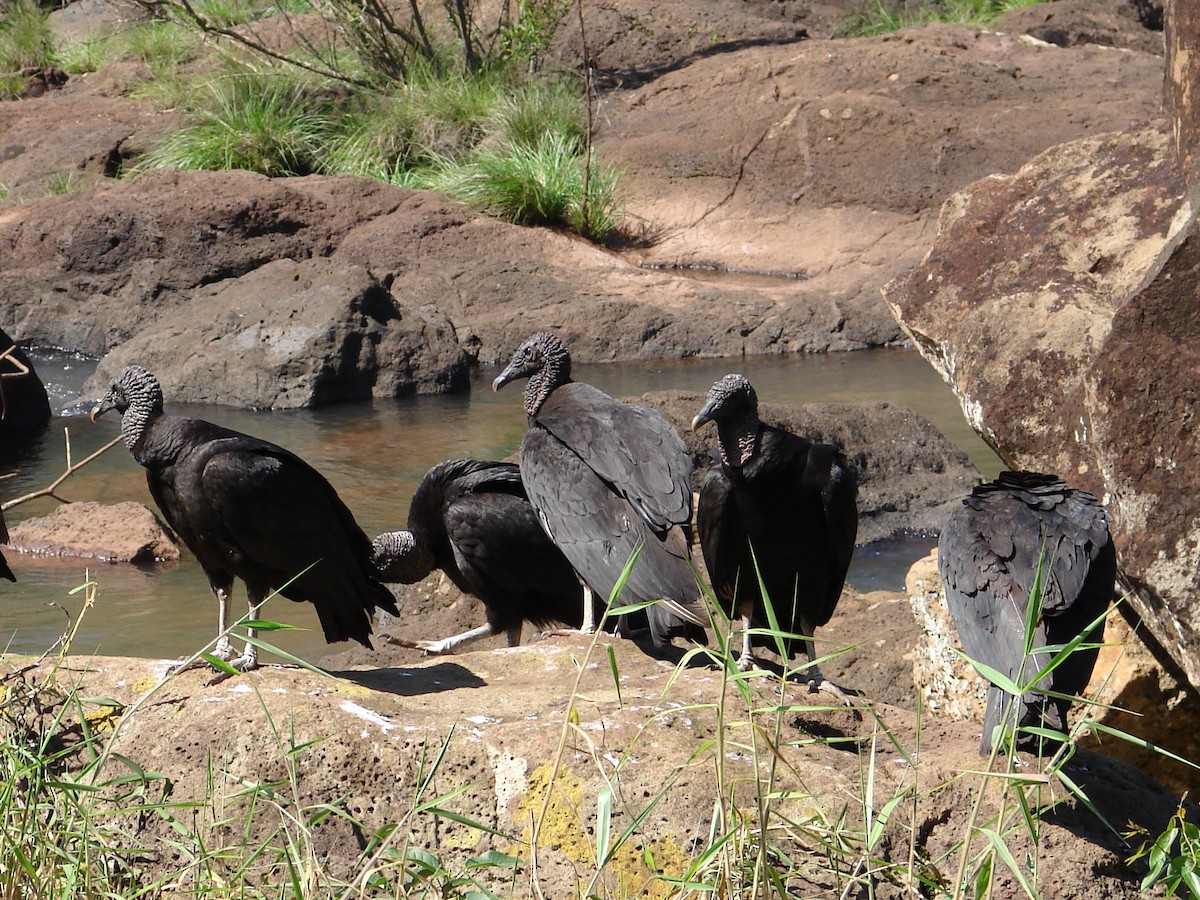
{"left": 0, "top": 348, "right": 1002, "bottom": 663}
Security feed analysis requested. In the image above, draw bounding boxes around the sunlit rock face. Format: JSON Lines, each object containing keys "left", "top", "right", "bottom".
{"left": 884, "top": 119, "right": 1200, "bottom": 690}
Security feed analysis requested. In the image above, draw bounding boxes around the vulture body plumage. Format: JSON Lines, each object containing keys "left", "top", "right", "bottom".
{"left": 938, "top": 470, "right": 1116, "bottom": 755}
{"left": 693, "top": 374, "right": 858, "bottom": 697}
{"left": 91, "top": 365, "right": 399, "bottom": 673}
{"left": 493, "top": 333, "right": 707, "bottom": 648}
{"left": 371, "top": 458, "right": 594, "bottom": 652}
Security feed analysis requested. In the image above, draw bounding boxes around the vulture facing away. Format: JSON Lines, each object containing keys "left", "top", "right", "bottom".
{"left": 371, "top": 458, "right": 594, "bottom": 653}
{"left": 492, "top": 333, "right": 707, "bottom": 648}
{"left": 938, "top": 470, "right": 1116, "bottom": 755}
{"left": 91, "top": 365, "right": 399, "bottom": 674}
{"left": 693, "top": 374, "right": 858, "bottom": 699}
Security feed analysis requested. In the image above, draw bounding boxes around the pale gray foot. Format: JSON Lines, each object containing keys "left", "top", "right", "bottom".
{"left": 385, "top": 622, "right": 495, "bottom": 655}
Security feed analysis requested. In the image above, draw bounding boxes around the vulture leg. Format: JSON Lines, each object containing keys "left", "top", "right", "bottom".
{"left": 505, "top": 624, "right": 523, "bottom": 647}
{"left": 169, "top": 584, "right": 238, "bottom": 674}
{"left": 797, "top": 620, "right": 856, "bottom": 706}
{"left": 580, "top": 583, "right": 597, "bottom": 634}
{"left": 736, "top": 611, "right": 755, "bottom": 672}
{"left": 212, "top": 586, "right": 238, "bottom": 661}
{"left": 219, "top": 594, "right": 262, "bottom": 675}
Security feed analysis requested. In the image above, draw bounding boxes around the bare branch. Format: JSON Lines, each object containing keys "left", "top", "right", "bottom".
{"left": 2, "top": 431, "right": 123, "bottom": 512}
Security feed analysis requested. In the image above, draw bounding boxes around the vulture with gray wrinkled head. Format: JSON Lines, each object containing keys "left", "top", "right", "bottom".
{"left": 693, "top": 374, "right": 858, "bottom": 700}
{"left": 492, "top": 333, "right": 707, "bottom": 648}
{"left": 371, "top": 458, "right": 595, "bottom": 653}
{"left": 91, "top": 365, "right": 398, "bottom": 675}
{"left": 938, "top": 470, "right": 1116, "bottom": 755}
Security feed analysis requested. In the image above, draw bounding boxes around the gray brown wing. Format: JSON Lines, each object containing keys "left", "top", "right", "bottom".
{"left": 520, "top": 426, "right": 704, "bottom": 629}
{"left": 535, "top": 382, "right": 693, "bottom": 533}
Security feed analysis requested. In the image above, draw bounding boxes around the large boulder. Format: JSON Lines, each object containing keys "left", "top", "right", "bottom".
{"left": 593, "top": 22, "right": 1164, "bottom": 347}
{"left": 882, "top": 121, "right": 1200, "bottom": 693}
{"left": 86, "top": 257, "right": 470, "bottom": 407}
{"left": 18, "top": 641, "right": 1187, "bottom": 898}
{"left": 0, "top": 169, "right": 919, "bottom": 407}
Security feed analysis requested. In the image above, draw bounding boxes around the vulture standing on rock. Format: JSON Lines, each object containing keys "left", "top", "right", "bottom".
{"left": 371, "top": 458, "right": 595, "bottom": 653}
{"left": 91, "top": 365, "right": 399, "bottom": 675}
{"left": 492, "top": 332, "right": 708, "bottom": 648}
{"left": 938, "top": 470, "right": 1116, "bottom": 755}
{"left": 692, "top": 374, "right": 858, "bottom": 700}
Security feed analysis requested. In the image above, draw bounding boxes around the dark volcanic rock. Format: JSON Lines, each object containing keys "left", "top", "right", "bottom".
{"left": 85, "top": 257, "right": 471, "bottom": 408}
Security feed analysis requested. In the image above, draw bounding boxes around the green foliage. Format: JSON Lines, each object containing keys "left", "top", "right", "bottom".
{"left": 0, "top": 0, "right": 54, "bottom": 99}
{"left": 841, "top": 0, "right": 1048, "bottom": 36}
{"left": 500, "top": 0, "right": 573, "bottom": 69}
{"left": 413, "top": 132, "right": 622, "bottom": 241}
{"left": 134, "top": 73, "right": 334, "bottom": 176}
{"left": 1127, "top": 802, "right": 1200, "bottom": 898}
{"left": 53, "top": 30, "right": 122, "bottom": 75}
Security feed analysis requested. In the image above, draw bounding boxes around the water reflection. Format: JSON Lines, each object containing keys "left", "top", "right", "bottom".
{"left": 0, "top": 348, "right": 1000, "bottom": 662}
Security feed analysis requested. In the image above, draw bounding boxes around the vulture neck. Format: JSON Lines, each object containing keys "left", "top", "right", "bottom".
{"left": 121, "top": 402, "right": 164, "bottom": 467}
{"left": 716, "top": 410, "right": 761, "bottom": 469}
{"left": 524, "top": 362, "right": 570, "bottom": 417}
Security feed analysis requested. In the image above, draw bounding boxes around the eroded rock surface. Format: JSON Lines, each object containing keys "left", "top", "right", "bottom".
{"left": 6, "top": 500, "right": 178, "bottom": 563}
{"left": 18, "top": 636, "right": 1185, "bottom": 898}
{"left": 883, "top": 121, "right": 1200, "bottom": 700}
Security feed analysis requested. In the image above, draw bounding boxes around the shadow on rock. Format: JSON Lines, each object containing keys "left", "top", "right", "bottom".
{"left": 331, "top": 661, "right": 487, "bottom": 697}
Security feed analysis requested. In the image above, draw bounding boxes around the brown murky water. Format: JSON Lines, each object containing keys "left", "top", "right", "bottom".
{"left": 1, "top": 349, "right": 1001, "bottom": 663}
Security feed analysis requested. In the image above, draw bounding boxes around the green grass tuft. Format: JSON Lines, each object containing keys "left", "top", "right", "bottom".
{"left": 134, "top": 74, "right": 334, "bottom": 176}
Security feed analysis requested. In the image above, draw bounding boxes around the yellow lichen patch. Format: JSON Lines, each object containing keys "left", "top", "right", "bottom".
{"left": 131, "top": 676, "right": 158, "bottom": 694}
{"left": 331, "top": 680, "right": 373, "bottom": 698}
{"left": 84, "top": 704, "right": 123, "bottom": 733}
{"left": 510, "top": 763, "right": 690, "bottom": 899}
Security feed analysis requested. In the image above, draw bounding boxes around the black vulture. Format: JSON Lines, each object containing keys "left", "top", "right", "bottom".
{"left": 492, "top": 333, "right": 707, "bottom": 648}
{"left": 90, "top": 365, "right": 399, "bottom": 673}
{"left": 370, "top": 458, "right": 596, "bottom": 653}
{"left": 692, "top": 374, "right": 858, "bottom": 699}
{"left": 938, "top": 470, "right": 1116, "bottom": 755}
{"left": 0, "top": 505, "right": 14, "bottom": 582}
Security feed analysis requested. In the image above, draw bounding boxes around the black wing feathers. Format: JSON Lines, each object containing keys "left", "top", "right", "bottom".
{"left": 146, "top": 415, "right": 397, "bottom": 648}
{"left": 413, "top": 458, "right": 586, "bottom": 635}
{"left": 697, "top": 426, "right": 858, "bottom": 656}
{"left": 938, "top": 471, "right": 1115, "bottom": 753}
{"left": 0, "top": 506, "right": 13, "bottom": 583}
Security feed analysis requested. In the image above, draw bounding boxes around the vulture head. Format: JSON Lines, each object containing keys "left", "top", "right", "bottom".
{"left": 90, "top": 365, "right": 165, "bottom": 454}
{"left": 492, "top": 332, "right": 571, "bottom": 417}
{"left": 692, "top": 373, "right": 761, "bottom": 469}
{"left": 371, "top": 530, "right": 435, "bottom": 584}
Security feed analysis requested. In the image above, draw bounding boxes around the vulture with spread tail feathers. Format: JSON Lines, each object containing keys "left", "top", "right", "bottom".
{"left": 492, "top": 333, "right": 707, "bottom": 648}
{"left": 692, "top": 374, "right": 858, "bottom": 699}
{"left": 91, "top": 365, "right": 399, "bottom": 674}
{"left": 938, "top": 470, "right": 1116, "bottom": 755}
{"left": 371, "top": 458, "right": 595, "bottom": 653}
